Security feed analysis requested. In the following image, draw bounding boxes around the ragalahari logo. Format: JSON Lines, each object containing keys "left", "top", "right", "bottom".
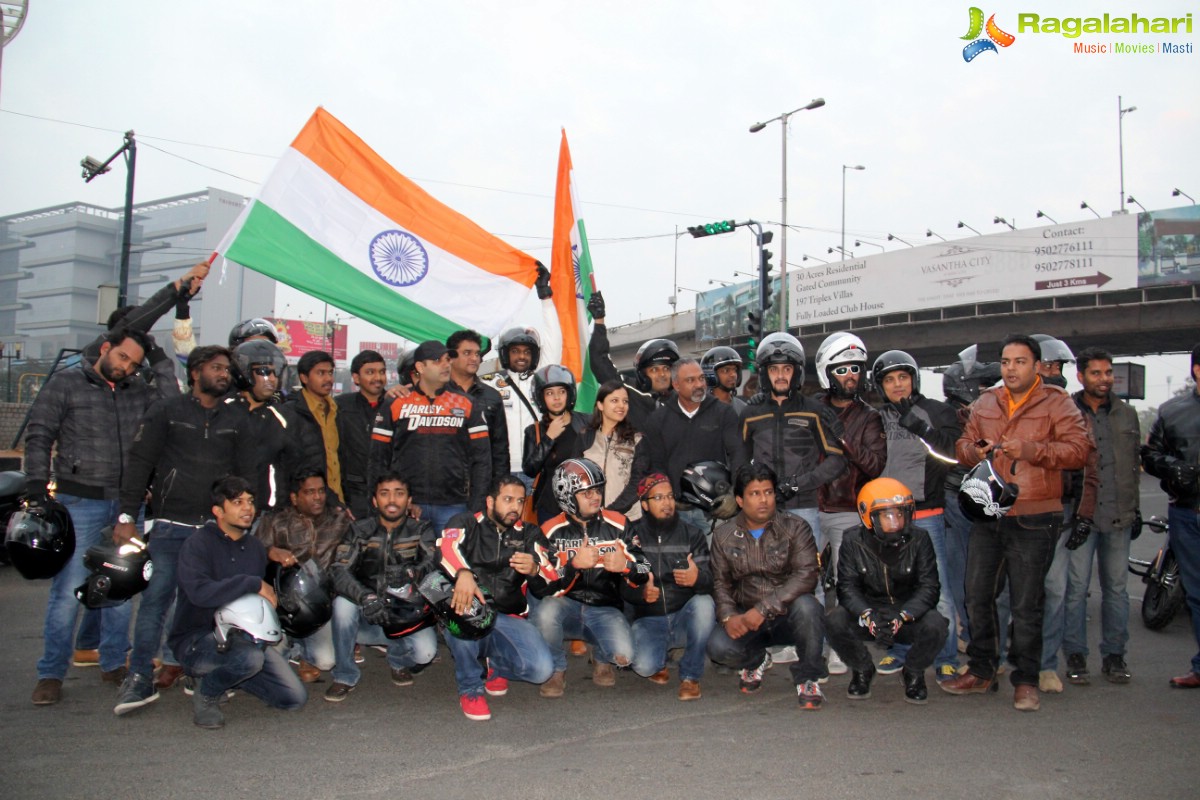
{"left": 961, "top": 7, "right": 1016, "bottom": 61}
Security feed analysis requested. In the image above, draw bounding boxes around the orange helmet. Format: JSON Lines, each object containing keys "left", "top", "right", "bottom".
{"left": 856, "top": 478, "right": 916, "bottom": 534}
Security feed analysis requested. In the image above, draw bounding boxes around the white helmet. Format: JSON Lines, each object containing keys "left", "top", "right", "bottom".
{"left": 214, "top": 594, "right": 283, "bottom": 652}
{"left": 815, "top": 332, "right": 868, "bottom": 390}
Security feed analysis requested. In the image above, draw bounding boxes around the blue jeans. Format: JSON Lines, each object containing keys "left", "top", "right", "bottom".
{"left": 888, "top": 514, "right": 959, "bottom": 670}
{"left": 706, "top": 593, "right": 826, "bottom": 684}
{"left": 531, "top": 596, "right": 634, "bottom": 673}
{"left": 964, "top": 512, "right": 1059, "bottom": 687}
{"left": 1167, "top": 507, "right": 1200, "bottom": 673}
{"left": 943, "top": 486, "right": 972, "bottom": 642}
{"left": 75, "top": 609, "right": 101, "bottom": 650}
{"left": 677, "top": 507, "right": 712, "bottom": 539}
{"left": 443, "top": 612, "right": 554, "bottom": 696}
{"left": 787, "top": 506, "right": 824, "bottom": 606}
{"left": 330, "top": 596, "right": 438, "bottom": 686}
{"left": 631, "top": 594, "right": 716, "bottom": 682}
{"left": 129, "top": 521, "right": 199, "bottom": 679}
{"left": 1041, "top": 515, "right": 1073, "bottom": 670}
{"left": 1064, "top": 524, "right": 1131, "bottom": 659}
{"left": 36, "top": 495, "right": 133, "bottom": 679}
{"left": 179, "top": 632, "right": 307, "bottom": 708}
{"left": 422, "top": 503, "right": 467, "bottom": 536}
{"left": 296, "top": 621, "right": 336, "bottom": 671}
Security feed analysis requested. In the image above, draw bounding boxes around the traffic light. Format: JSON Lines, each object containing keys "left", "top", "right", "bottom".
{"left": 760, "top": 248, "right": 774, "bottom": 311}
{"left": 747, "top": 309, "right": 762, "bottom": 340}
{"left": 687, "top": 219, "right": 736, "bottom": 238}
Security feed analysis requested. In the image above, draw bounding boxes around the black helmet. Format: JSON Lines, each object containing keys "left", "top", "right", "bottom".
{"left": 942, "top": 361, "right": 1002, "bottom": 406}
{"left": 700, "top": 346, "right": 742, "bottom": 389}
{"left": 533, "top": 364, "right": 577, "bottom": 415}
{"left": 958, "top": 457, "right": 1020, "bottom": 523}
{"left": 418, "top": 571, "right": 497, "bottom": 641}
{"left": 552, "top": 458, "right": 606, "bottom": 517}
{"left": 5, "top": 497, "right": 75, "bottom": 580}
{"left": 1031, "top": 334, "right": 1074, "bottom": 364}
{"left": 74, "top": 541, "right": 153, "bottom": 608}
{"left": 755, "top": 333, "right": 805, "bottom": 394}
{"left": 872, "top": 350, "right": 920, "bottom": 395}
{"left": 268, "top": 562, "right": 333, "bottom": 639}
{"left": 380, "top": 581, "right": 435, "bottom": 639}
{"left": 231, "top": 339, "right": 288, "bottom": 392}
{"left": 497, "top": 327, "right": 542, "bottom": 372}
{"left": 679, "top": 461, "right": 736, "bottom": 519}
{"left": 396, "top": 348, "right": 417, "bottom": 385}
{"left": 633, "top": 339, "right": 681, "bottom": 392}
{"left": 228, "top": 317, "right": 279, "bottom": 349}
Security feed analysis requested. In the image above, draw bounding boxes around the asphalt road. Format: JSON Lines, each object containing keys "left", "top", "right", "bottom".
{"left": 1, "top": 474, "right": 1197, "bottom": 800}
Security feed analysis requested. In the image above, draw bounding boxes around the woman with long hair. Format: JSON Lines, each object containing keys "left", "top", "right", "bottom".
{"left": 581, "top": 379, "right": 649, "bottom": 520}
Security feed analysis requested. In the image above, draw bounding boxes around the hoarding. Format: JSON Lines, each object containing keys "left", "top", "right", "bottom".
{"left": 265, "top": 318, "right": 348, "bottom": 364}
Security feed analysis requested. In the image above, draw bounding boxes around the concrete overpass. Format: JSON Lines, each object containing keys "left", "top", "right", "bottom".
{"left": 606, "top": 282, "right": 1200, "bottom": 373}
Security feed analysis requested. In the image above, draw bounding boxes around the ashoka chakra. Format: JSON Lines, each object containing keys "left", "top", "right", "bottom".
{"left": 369, "top": 230, "right": 429, "bottom": 287}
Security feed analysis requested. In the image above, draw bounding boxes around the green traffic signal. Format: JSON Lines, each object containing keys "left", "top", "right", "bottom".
{"left": 687, "top": 219, "right": 736, "bottom": 238}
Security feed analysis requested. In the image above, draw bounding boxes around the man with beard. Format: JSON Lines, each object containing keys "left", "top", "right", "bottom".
{"left": 531, "top": 458, "right": 651, "bottom": 697}
{"left": 25, "top": 329, "right": 173, "bottom": 706}
{"left": 587, "top": 292, "right": 680, "bottom": 432}
{"left": 645, "top": 358, "right": 743, "bottom": 532}
{"left": 436, "top": 475, "right": 557, "bottom": 720}
{"left": 446, "top": 330, "right": 509, "bottom": 489}
{"left": 282, "top": 351, "right": 343, "bottom": 503}
{"left": 336, "top": 350, "right": 393, "bottom": 519}
{"left": 113, "top": 345, "right": 251, "bottom": 715}
{"left": 256, "top": 470, "right": 351, "bottom": 683}
{"left": 170, "top": 476, "right": 307, "bottom": 729}
{"left": 625, "top": 473, "right": 715, "bottom": 700}
{"left": 324, "top": 474, "right": 439, "bottom": 702}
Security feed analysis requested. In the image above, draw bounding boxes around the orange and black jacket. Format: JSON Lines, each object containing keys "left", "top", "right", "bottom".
{"left": 531, "top": 510, "right": 650, "bottom": 608}
{"left": 437, "top": 510, "right": 558, "bottom": 615}
{"left": 387, "top": 385, "right": 491, "bottom": 510}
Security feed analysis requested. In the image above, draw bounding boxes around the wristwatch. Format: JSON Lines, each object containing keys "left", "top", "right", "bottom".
{"left": 117, "top": 513, "right": 135, "bottom": 525}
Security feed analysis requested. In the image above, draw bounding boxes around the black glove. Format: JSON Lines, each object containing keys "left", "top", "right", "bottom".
{"left": 1065, "top": 517, "right": 1093, "bottom": 550}
{"left": 746, "top": 391, "right": 766, "bottom": 406}
{"left": 586, "top": 290, "right": 605, "bottom": 320}
{"left": 874, "top": 608, "right": 897, "bottom": 647}
{"left": 141, "top": 332, "right": 168, "bottom": 366}
{"left": 22, "top": 478, "right": 50, "bottom": 510}
{"left": 1168, "top": 462, "right": 1200, "bottom": 493}
{"left": 360, "top": 593, "right": 389, "bottom": 626}
{"left": 775, "top": 477, "right": 799, "bottom": 502}
{"left": 1131, "top": 509, "right": 1143, "bottom": 541}
{"left": 535, "top": 261, "right": 553, "bottom": 300}
{"left": 898, "top": 404, "right": 934, "bottom": 440}
{"left": 175, "top": 284, "right": 192, "bottom": 320}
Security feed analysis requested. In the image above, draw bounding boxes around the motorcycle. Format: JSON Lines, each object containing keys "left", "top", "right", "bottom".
{"left": 1127, "top": 515, "right": 1187, "bottom": 630}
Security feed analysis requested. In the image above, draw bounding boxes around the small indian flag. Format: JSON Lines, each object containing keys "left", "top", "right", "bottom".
{"left": 550, "top": 129, "right": 600, "bottom": 411}
{"left": 217, "top": 107, "right": 539, "bottom": 345}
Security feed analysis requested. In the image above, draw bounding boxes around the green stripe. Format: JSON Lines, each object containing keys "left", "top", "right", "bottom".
{"left": 224, "top": 201, "right": 462, "bottom": 345}
{"left": 574, "top": 216, "right": 599, "bottom": 411}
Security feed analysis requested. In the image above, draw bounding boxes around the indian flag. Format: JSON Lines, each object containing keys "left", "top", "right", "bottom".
{"left": 217, "top": 107, "right": 538, "bottom": 345}
{"left": 550, "top": 129, "right": 600, "bottom": 411}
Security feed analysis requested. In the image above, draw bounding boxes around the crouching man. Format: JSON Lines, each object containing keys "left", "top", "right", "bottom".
{"left": 438, "top": 476, "right": 557, "bottom": 720}
{"left": 706, "top": 463, "right": 826, "bottom": 709}
{"left": 826, "top": 478, "right": 948, "bottom": 705}
{"left": 170, "top": 477, "right": 307, "bottom": 729}
{"left": 324, "top": 473, "right": 439, "bottom": 702}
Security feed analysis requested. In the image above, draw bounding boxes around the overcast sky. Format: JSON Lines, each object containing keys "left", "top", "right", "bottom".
{"left": 2, "top": 1, "right": 1197, "bottom": 402}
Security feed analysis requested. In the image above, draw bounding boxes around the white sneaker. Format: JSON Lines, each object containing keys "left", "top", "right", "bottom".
{"left": 768, "top": 645, "right": 798, "bottom": 664}
{"left": 827, "top": 651, "right": 848, "bottom": 675}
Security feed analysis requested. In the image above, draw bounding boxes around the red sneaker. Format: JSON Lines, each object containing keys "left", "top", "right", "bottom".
{"left": 485, "top": 668, "right": 509, "bottom": 697}
{"left": 460, "top": 694, "right": 491, "bottom": 721}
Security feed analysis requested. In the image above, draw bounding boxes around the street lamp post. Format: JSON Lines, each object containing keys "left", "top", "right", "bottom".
{"left": 886, "top": 233, "right": 913, "bottom": 247}
{"left": 1, "top": 341, "right": 23, "bottom": 402}
{"left": 1036, "top": 210, "right": 1058, "bottom": 224}
{"left": 1173, "top": 188, "right": 1195, "bottom": 204}
{"left": 1080, "top": 201, "right": 1102, "bottom": 219}
{"left": 1118, "top": 96, "right": 1137, "bottom": 214}
{"left": 81, "top": 131, "right": 138, "bottom": 307}
{"left": 925, "top": 229, "right": 946, "bottom": 241}
{"left": 801, "top": 254, "right": 828, "bottom": 264}
{"left": 855, "top": 240, "right": 884, "bottom": 253}
{"left": 957, "top": 221, "right": 981, "bottom": 235}
{"left": 750, "top": 97, "right": 825, "bottom": 328}
{"left": 841, "top": 164, "right": 865, "bottom": 261}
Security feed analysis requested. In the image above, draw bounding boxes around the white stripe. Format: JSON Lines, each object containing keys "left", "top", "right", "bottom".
{"left": 256, "top": 149, "right": 530, "bottom": 332}
{"left": 468, "top": 425, "right": 488, "bottom": 434}
{"left": 371, "top": 427, "right": 391, "bottom": 437}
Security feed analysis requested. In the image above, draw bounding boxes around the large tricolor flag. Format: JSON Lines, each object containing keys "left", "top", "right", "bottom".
{"left": 549, "top": 130, "right": 600, "bottom": 411}
{"left": 217, "top": 108, "right": 538, "bottom": 345}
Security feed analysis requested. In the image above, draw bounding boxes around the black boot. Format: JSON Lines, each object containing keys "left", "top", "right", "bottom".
{"left": 903, "top": 667, "right": 928, "bottom": 705}
{"left": 847, "top": 663, "right": 876, "bottom": 700}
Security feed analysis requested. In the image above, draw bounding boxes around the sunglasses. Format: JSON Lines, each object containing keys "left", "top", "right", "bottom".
{"left": 831, "top": 364, "right": 861, "bottom": 376}
{"left": 252, "top": 366, "right": 277, "bottom": 377}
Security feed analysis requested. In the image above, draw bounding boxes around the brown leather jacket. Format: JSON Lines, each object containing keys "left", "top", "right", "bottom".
{"left": 956, "top": 380, "right": 1091, "bottom": 516}
{"left": 710, "top": 511, "right": 818, "bottom": 622}
{"left": 818, "top": 395, "right": 887, "bottom": 513}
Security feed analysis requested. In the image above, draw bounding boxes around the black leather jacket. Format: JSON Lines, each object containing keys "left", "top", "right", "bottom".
{"left": 532, "top": 510, "right": 651, "bottom": 608}
{"left": 740, "top": 392, "right": 846, "bottom": 509}
{"left": 622, "top": 514, "right": 713, "bottom": 618}
{"left": 1143, "top": 391, "right": 1200, "bottom": 509}
{"left": 835, "top": 524, "right": 940, "bottom": 621}
{"left": 437, "top": 511, "right": 555, "bottom": 615}
{"left": 329, "top": 516, "right": 437, "bottom": 604}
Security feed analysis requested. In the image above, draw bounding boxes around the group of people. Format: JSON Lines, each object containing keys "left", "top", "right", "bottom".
{"left": 19, "top": 264, "right": 1200, "bottom": 725}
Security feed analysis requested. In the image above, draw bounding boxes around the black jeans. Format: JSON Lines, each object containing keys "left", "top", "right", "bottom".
{"left": 963, "top": 512, "right": 1058, "bottom": 686}
{"left": 826, "top": 606, "right": 947, "bottom": 673}
{"left": 706, "top": 594, "right": 825, "bottom": 684}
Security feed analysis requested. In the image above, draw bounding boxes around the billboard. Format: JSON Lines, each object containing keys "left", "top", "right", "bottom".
{"left": 1136, "top": 205, "right": 1200, "bottom": 287}
{"left": 785, "top": 213, "right": 1139, "bottom": 327}
{"left": 265, "top": 318, "right": 348, "bottom": 364}
{"left": 695, "top": 276, "right": 782, "bottom": 342}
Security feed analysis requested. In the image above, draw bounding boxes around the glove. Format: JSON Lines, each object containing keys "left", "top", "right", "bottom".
{"left": 1168, "top": 462, "right": 1200, "bottom": 493}
{"left": 586, "top": 291, "right": 606, "bottom": 320}
{"left": 874, "top": 608, "right": 896, "bottom": 647}
{"left": 746, "top": 391, "right": 766, "bottom": 406}
{"left": 175, "top": 284, "right": 192, "bottom": 320}
{"left": 141, "top": 332, "right": 168, "bottom": 366}
{"left": 22, "top": 478, "right": 50, "bottom": 511}
{"left": 712, "top": 492, "right": 739, "bottom": 520}
{"left": 898, "top": 404, "right": 934, "bottom": 440}
{"left": 1131, "top": 509, "right": 1143, "bottom": 541}
{"left": 360, "top": 593, "right": 389, "bottom": 626}
{"left": 535, "top": 261, "right": 553, "bottom": 300}
{"left": 775, "top": 477, "right": 799, "bottom": 503}
{"left": 1065, "top": 517, "right": 1093, "bottom": 550}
